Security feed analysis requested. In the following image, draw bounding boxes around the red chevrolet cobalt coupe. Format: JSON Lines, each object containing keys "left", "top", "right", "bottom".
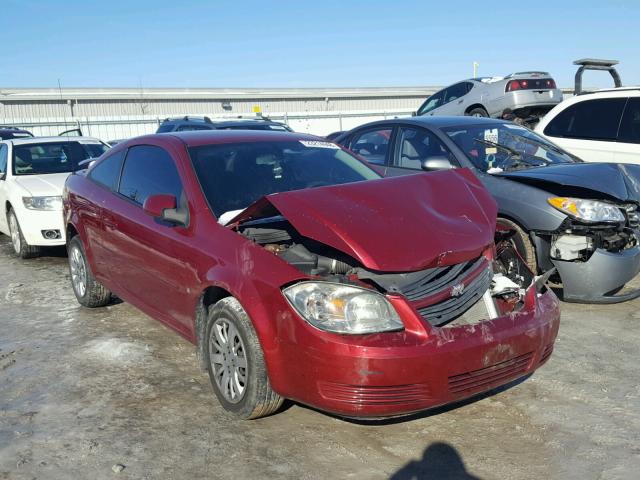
{"left": 63, "top": 131, "right": 560, "bottom": 419}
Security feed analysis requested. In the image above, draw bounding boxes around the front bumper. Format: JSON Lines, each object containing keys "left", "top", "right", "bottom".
{"left": 272, "top": 287, "right": 560, "bottom": 418}
{"left": 553, "top": 246, "right": 640, "bottom": 303}
{"left": 15, "top": 207, "right": 66, "bottom": 246}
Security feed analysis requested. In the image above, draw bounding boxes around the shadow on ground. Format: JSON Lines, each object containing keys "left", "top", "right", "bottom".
{"left": 390, "top": 442, "right": 481, "bottom": 480}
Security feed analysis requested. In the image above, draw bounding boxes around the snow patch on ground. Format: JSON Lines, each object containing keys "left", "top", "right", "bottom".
{"left": 82, "top": 338, "right": 152, "bottom": 365}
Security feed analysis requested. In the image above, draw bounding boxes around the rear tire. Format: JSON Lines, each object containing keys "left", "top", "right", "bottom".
{"left": 7, "top": 208, "right": 40, "bottom": 259}
{"left": 205, "top": 297, "right": 283, "bottom": 419}
{"left": 467, "top": 107, "right": 489, "bottom": 118}
{"left": 67, "top": 235, "right": 111, "bottom": 307}
{"left": 497, "top": 218, "right": 538, "bottom": 273}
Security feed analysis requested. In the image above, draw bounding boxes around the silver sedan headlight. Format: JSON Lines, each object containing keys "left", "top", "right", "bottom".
{"left": 548, "top": 197, "right": 625, "bottom": 223}
{"left": 22, "top": 196, "right": 63, "bottom": 211}
{"left": 283, "top": 282, "right": 404, "bottom": 334}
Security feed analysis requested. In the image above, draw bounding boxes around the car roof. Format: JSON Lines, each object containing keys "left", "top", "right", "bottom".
{"left": 7, "top": 136, "right": 104, "bottom": 145}
{"left": 348, "top": 115, "right": 509, "bottom": 130}
{"left": 577, "top": 86, "right": 640, "bottom": 96}
{"left": 151, "top": 129, "right": 321, "bottom": 147}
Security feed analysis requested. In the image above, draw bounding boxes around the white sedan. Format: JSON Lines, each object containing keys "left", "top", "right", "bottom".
{"left": 0, "top": 136, "right": 109, "bottom": 258}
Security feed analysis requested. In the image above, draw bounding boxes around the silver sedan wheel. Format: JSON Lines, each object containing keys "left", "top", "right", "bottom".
{"left": 69, "top": 245, "right": 87, "bottom": 298}
{"left": 8, "top": 213, "right": 21, "bottom": 254}
{"left": 209, "top": 318, "right": 248, "bottom": 404}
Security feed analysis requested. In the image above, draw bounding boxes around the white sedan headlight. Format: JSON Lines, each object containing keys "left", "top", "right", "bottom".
{"left": 22, "top": 196, "right": 63, "bottom": 211}
{"left": 548, "top": 197, "right": 625, "bottom": 223}
{"left": 283, "top": 282, "right": 403, "bottom": 334}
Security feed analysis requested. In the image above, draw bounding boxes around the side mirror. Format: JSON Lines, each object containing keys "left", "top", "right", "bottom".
{"left": 143, "top": 194, "right": 188, "bottom": 226}
{"left": 411, "top": 111, "right": 417, "bottom": 117}
{"left": 421, "top": 156, "right": 453, "bottom": 171}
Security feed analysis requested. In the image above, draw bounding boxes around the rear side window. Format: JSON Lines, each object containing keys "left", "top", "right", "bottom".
{"left": 176, "top": 124, "right": 213, "bottom": 131}
{"left": 544, "top": 98, "right": 627, "bottom": 141}
{"left": 0, "top": 144, "right": 8, "bottom": 174}
{"left": 618, "top": 98, "right": 640, "bottom": 144}
{"left": 444, "top": 82, "right": 469, "bottom": 103}
{"left": 157, "top": 124, "right": 176, "bottom": 133}
{"left": 118, "top": 145, "right": 182, "bottom": 206}
{"left": 349, "top": 128, "right": 392, "bottom": 165}
{"left": 88, "top": 149, "right": 125, "bottom": 190}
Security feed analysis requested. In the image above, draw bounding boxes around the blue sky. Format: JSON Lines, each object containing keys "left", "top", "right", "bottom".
{"left": 2, "top": 0, "right": 638, "bottom": 89}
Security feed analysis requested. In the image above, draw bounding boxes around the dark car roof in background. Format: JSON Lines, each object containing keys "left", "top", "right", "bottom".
{"left": 127, "top": 130, "right": 323, "bottom": 148}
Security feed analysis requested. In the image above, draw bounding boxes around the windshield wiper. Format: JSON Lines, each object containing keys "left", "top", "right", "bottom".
{"left": 500, "top": 130, "right": 579, "bottom": 162}
{"left": 473, "top": 138, "right": 548, "bottom": 169}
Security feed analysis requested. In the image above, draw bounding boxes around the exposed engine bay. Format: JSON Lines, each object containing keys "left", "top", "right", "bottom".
{"left": 237, "top": 215, "right": 536, "bottom": 328}
{"left": 547, "top": 219, "right": 638, "bottom": 262}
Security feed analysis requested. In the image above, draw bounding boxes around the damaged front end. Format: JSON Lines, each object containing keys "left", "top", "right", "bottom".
{"left": 222, "top": 172, "right": 559, "bottom": 417}
{"left": 534, "top": 201, "right": 640, "bottom": 303}
{"left": 236, "top": 206, "right": 544, "bottom": 333}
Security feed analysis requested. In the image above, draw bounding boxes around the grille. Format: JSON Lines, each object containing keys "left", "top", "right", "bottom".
{"left": 448, "top": 352, "right": 533, "bottom": 395}
{"left": 388, "top": 257, "right": 486, "bottom": 301}
{"left": 416, "top": 265, "right": 493, "bottom": 327}
{"left": 539, "top": 344, "right": 554, "bottom": 365}
{"left": 318, "top": 382, "right": 431, "bottom": 406}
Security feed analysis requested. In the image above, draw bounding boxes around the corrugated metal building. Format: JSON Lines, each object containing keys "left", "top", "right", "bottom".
{"left": 0, "top": 87, "right": 438, "bottom": 139}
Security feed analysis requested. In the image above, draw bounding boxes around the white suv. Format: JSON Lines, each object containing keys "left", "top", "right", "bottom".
{"left": 0, "top": 137, "right": 109, "bottom": 258}
{"left": 536, "top": 88, "right": 640, "bottom": 163}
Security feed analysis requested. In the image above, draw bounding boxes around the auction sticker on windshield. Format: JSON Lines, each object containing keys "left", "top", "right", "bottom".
{"left": 299, "top": 140, "right": 339, "bottom": 149}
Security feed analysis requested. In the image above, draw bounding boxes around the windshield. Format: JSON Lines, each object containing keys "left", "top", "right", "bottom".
{"left": 12, "top": 141, "right": 109, "bottom": 176}
{"left": 189, "top": 140, "right": 381, "bottom": 217}
{"left": 442, "top": 123, "right": 578, "bottom": 172}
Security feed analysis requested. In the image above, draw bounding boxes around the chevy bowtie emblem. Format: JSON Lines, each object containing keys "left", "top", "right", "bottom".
{"left": 451, "top": 283, "right": 465, "bottom": 297}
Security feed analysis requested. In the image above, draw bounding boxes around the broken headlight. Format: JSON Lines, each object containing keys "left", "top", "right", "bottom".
{"left": 283, "top": 282, "right": 403, "bottom": 334}
{"left": 547, "top": 197, "right": 624, "bottom": 223}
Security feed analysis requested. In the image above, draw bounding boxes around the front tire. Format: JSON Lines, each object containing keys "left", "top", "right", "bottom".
{"left": 205, "top": 297, "right": 283, "bottom": 419}
{"left": 497, "top": 218, "right": 537, "bottom": 273}
{"left": 7, "top": 208, "right": 40, "bottom": 259}
{"left": 68, "top": 235, "right": 111, "bottom": 307}
{"left": 467, "top": 107, "right": 489, "bottom": 117}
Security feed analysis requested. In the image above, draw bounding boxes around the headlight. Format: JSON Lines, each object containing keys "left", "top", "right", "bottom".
{"left": 22, "top": 196, "right": 63, "bottom": 211}
{"left": 283, "top": 282, "right": 404, "bottom": 334}
{"left": 548, "top": 197, "right": 625, "bottom": 223}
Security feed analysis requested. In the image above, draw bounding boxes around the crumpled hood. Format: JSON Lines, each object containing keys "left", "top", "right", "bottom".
{"left": 13, "top": 172, "right": 70, "bottom": 197}
{"left": 497, "top": 162, "right": 640, "bottom": 203}
{"left": 231, "top": 169, "right": 497, "bottom": 272}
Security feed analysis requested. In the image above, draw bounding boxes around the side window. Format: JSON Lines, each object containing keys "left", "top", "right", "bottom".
{"left": 544, "top": 98, "right": 627, "bottom": 141}
{"left": 118, "top": 145, "right": 182, "bottom": 206}
{"left": 176, "top": 124, "right": 213, "bottom": 131}
{"left": 443, "top": 83, "right": 468, "bottom": 104}
{"left": 88, "top": 149, "right": 125, "bottom": 190}
{"left": 417, "top": 91, "right": 444, "bottom": 115}
{"left": 349, "top": 128, "right": 392, "bottom": 165}
{"left": 0, "top": 144, "right": 8, "bottom": 175}
{"left": 618, "top": 98, "right": 640, "bottom": 144}
{"left": 395, "top": 127, "right": 456, "bottom": 169}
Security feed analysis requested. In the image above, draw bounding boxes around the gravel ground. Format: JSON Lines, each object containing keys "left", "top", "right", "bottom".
{"left": 0, "top": 236, "right": 639, "bottom": 480}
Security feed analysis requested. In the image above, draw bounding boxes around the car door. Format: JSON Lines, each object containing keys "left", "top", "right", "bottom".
{"left": 0, "top": 144, "right": 9, "bottom": 234}
{"left": 542, "top": 97, "right": 627, "bottom": 162}
{"left": 434, "top": 83, "right": 471, "bottom": 116}
{"left": 386, "top": 125, "right": 459, "bottom": 177}
{"left": 82, "top": 148, "right": 127, "bottom": 277}
{"left": 615, "top": 97, "right": 640, "bottom": 164}
{"left": 105, "top": 144, "right": 195, "bottom": 335}
{"left": 348, "top": 126, "right": 394, "bottom": 168}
